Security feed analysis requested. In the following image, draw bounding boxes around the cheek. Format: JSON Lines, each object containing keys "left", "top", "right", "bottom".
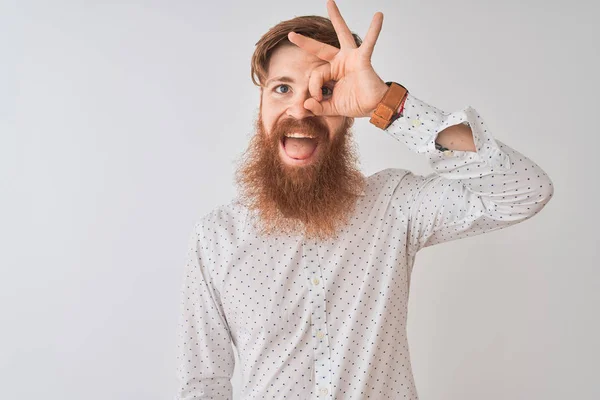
{"left": 260, "top": 106, "right": 282, "bottom": 136}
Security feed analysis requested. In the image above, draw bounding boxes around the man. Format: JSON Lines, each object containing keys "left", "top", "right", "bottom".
{"left": 175, "top": 1, "right": 554, "bottom": 399}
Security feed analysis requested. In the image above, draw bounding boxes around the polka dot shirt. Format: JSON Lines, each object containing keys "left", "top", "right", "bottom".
{"left": 175, "top": 92, "right": 554, "bottom": 399}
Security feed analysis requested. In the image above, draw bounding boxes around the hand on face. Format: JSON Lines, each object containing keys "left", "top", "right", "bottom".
{"left": 286, "top": 0, "right": 389, "bottom": 119}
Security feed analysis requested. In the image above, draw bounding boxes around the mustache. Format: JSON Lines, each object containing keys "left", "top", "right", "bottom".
{"left": 273, "top": 117, "right": 329, "bottom": 141}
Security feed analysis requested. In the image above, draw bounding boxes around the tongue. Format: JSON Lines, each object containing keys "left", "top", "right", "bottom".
{"left": 284, "top": 137, "right": 317, "bottom": 160}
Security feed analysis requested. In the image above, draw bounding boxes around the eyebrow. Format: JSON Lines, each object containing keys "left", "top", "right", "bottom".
{"left": 264, "top": 76, "right": 296, "bottom": 87}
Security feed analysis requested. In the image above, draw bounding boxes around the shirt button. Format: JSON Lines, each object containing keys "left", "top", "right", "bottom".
{"left": 443, "top": 150, "right": 453, "bottom": 157}
{"left": 319, "top": 387, "right": 329, "bottom": 396}
{"left": 412, "top": 119, "right": 421, "bottom": 127}
{"left": 312, "top": 278, "right": 320, "bottom": 285}
{"left": 317, "top": 331, "right": 325, "bottom": 339}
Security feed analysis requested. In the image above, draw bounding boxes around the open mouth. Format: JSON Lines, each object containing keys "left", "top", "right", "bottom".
{"left": 279, "top": 133, "right": 320, "bottom": 165}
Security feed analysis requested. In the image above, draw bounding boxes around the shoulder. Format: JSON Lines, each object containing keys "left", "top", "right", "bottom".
{"left": 365, "top": 168, "right": 435, "bottom": 218}
{"left": 365, "top": 167, "right": 414, "bottom": 195}
{"left": 193, "top": 198, "right": 250, "bottom": 242}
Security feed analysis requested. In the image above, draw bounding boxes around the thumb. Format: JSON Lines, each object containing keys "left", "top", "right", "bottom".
{"left": 304, "top": 97, "right": 337, "bottom": 116}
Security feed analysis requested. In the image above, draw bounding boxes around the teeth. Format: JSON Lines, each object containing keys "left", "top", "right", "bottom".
{"left": 285, "top": 132, "right": 317, "bottom": 139}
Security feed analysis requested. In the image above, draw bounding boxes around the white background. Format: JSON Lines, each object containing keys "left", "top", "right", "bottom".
{"left": 1, "top": 0, "right": 598, "bottom": 399}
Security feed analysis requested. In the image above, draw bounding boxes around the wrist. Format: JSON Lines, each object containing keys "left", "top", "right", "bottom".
{"left": 366, "top": 80, "right": 390, "bottom": 118}
{"left": 396, "top": 92, "right": 407, "bottom": 116}
{"left": 368, "top": 81, "right": 409, "bottom": 129}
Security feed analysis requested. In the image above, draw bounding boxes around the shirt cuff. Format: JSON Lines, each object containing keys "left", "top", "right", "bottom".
{"left": 383, "top": 92, "right": 511, "bottom": 171}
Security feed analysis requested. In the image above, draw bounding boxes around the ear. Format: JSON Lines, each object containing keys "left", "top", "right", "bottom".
{"left": 259, "top": 87, "right": 264, "bottom": 108}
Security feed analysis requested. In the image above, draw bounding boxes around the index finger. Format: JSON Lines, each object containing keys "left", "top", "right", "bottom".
{"left": 288, "top": 32, "right": 340, "bottom": 62}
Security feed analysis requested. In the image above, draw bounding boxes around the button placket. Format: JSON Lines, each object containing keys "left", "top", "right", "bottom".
{"left": 302, "top": 237, "right": 333, "bottom": 399}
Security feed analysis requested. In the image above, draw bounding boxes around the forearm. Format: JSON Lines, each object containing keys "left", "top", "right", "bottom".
{"left": 382, "top": 91, "right": 554, "bottom": 215}
{"left": 369, "top": 81, "right": 476, "bottom": 152}
{"left": 435, "top": 121, "right": 477, "bottom": 152}
{"left": 381, "top": 92, "right": 554, "bottom": 251}
{"left": 393, "top": 93, "right": 477, "bottom": 152}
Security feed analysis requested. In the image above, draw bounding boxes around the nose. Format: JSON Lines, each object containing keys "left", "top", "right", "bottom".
{"left": 286, "top": 88, "right": 315, "bottom": 120}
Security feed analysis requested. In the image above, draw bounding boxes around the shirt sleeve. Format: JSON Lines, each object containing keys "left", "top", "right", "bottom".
{"left": 175, "top": 223, "right": 235, "bottom": 400}
{"left": 384, "top": 92, "right": 554, "bottom": 255}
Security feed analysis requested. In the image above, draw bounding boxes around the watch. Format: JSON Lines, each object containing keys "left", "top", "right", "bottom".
{"left": 369, "top": 81, "right": 408, "bottom": 130}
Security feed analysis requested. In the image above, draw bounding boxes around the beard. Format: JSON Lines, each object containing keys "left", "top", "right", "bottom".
{"left": 234, "top": 111, "right": 366, "bottom": 241}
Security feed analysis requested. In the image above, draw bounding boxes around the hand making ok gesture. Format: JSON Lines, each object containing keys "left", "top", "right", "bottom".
{"left": 287, "top": 0, "right": 390, "bottom": 118}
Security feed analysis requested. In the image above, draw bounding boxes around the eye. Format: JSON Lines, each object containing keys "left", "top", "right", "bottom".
{"left": 273, "top": 83, "right": 333, "bottom": 97}
{"left": 321, "top": 86, "right": 333, "bottom": 97}
{"left": 273, "top": 84, "right": 291, "bottom": 94}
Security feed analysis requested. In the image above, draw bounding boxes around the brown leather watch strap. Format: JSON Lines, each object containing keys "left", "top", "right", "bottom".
{"left": 369, "top": 82, "right": 408, "bottom": 130}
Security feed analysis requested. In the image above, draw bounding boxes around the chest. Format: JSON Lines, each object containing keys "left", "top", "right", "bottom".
{"left": 211, "top": 230, "right": 410, "bottom": 346}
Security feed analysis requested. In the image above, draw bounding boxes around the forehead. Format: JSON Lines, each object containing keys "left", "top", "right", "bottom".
{"left": 265, "top": 43, "right": 328, "bottom": 81}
